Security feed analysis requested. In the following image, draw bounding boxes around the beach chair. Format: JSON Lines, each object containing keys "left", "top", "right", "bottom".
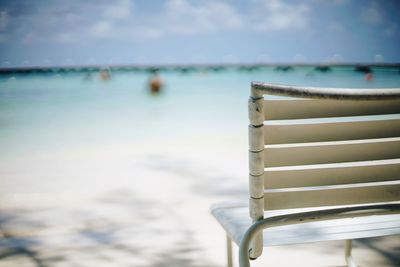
{"left": 211, "top": 82, "right": 400, "bottom": 267}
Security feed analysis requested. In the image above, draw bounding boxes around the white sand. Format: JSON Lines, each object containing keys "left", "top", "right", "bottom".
{"left": 0, "top": 136, "right": 399, "bottom": 266}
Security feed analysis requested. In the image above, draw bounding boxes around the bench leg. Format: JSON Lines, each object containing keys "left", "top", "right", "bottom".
{"left": 345, "top": 239, "right": 358, "bottom": 267}
{"left": 239, "top": 226, "right": 260, "bottom": 267}
{"left": 227, "top": 235, "right": 233, "bottom": 267}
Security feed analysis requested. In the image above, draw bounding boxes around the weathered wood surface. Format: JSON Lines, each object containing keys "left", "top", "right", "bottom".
{"left": 264, "top": 116, "right": 400, "bottom": 144}
{"left": 264, "top": 137, "right": 400, "bottom": 167}
{"left": 264, "top": 159, "right": 400, "bottom": 189}
{"left": 263, "top": 98, "right": 400, "bottom": 119}
{"left": 263, "top": 181, "right": 400, "bottom": 210}
{"left": 252, "top": 82, "right": 400, "bottom": 100}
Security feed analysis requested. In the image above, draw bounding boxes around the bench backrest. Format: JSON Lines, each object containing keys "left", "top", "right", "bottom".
{"left": 247, "top": 82, "right": 400, "bottom": 259}
{"left": 248, "top": 83, "right": 400, "bottom": 218}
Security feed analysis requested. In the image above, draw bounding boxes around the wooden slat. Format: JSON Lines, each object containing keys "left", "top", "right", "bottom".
{"left": 264, "top": 116, "right": 400, "bottom": 144}
{"left": 264, "top": 159, "right": 400, "bottom": 189}
{"left": 264, "top": 182, "right": 400, "bottom": 210}
{"left": 264, "top": 98, "right": 400, "bottom": 120}
{"left": 264, "top": 137, "right": 400, "bottom": 167}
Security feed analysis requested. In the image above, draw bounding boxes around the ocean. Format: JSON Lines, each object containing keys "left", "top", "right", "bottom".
{"left": 1, "top": 66, "right": 399, "bottom": 159}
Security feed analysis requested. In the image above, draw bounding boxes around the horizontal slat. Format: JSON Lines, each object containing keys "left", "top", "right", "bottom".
{"left": 264, "top": 137, "right": 400, "bottom": 167}
{"left": 264, "top": 182, "right": 400, "bottom": 210}
{"left": 264, "top": 98, "right": 400, "bottom": 120}
{"left": 264, "top": 116, "right": 400, "bottom": 144}
{"left": 264, "top": 159, "right": 400, "bottom": 189}
{"left": 253, "top": 82, "right": 400, "bottom": 100}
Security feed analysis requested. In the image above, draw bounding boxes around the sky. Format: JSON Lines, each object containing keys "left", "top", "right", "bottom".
{"left": 0, "top": 0, "right": 399, "bottom": 67}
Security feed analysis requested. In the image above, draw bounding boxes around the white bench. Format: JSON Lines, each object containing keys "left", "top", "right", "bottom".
{"left": 211, "top": 82, "right": 400, "bottom": 267}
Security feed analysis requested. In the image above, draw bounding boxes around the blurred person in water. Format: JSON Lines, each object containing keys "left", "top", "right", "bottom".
{"left": 99, "top": 68, "right": 111, "bottom": 81}
{"left": 148, "top": 70, "right": 164, "bottom": 94}
{"left": 365, "top": 72, "right": 374, "bottom": 81}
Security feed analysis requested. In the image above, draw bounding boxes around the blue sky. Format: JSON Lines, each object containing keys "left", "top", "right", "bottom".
{"left": 0, "top": 0, "right": 399, "bottom": 67}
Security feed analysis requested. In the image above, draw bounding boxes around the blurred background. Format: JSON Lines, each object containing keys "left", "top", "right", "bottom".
{"left": 0, "top": 1, "right": 400, "bottom": 267}
{"left": 1, "top": 0, "right": 400, "bottom": 66}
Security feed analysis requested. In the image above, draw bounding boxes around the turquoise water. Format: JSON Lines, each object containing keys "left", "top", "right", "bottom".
{"left": 0, "top": 67, "right": 399, "bottom": 157}
{"left": 0, "top": 66, "right": 400, "bottom": 192}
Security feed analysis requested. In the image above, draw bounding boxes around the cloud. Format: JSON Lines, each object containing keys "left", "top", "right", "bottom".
{"left": 2, "top": 0, "right": 397, "bottom": 48}
{"left": 0, "top": 0, "right": 311, "bottom": 44}
{"left": 102, "top": 0, "right": 133, "bottom": 20}
{"left": 162, "top": 0, "right": 243, "bottom": 34}
{"left": 90, "top": 21, "right": 116, "bottom": 38}
{"left": 252, "top": 0, "right": 311, "bottom": 31}
{"left": 360, "top": 1, "right": 383, "bottom": 25}
{"left": 11, "top": 0, "right": 244, "bottom": 43}
{"left": 81, "top": 0, "right": 244, "bottom": 41}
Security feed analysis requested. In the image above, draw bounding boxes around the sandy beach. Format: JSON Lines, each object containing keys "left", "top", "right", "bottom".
{"left": 1, "top": 135, "right": 399, "bottom": 267}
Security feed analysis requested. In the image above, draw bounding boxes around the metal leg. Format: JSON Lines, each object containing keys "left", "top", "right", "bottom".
{"left": 239, "top": 240, "right": 251, "bottom": 267}
{"left": 239, "top": 226, "right": 259, "bottom": 267}
{"left": 345, "top": 239, "right": 357, "bottom": 267}
{"left": 227, "top": 235, "right": 233, "bottom": 267}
